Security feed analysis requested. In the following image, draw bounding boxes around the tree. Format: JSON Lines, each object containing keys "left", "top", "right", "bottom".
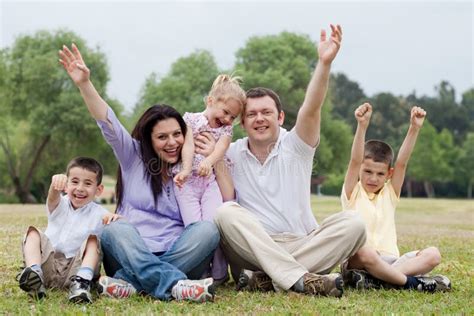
{"left": 0, "top": 30, "right": 119, "bottom": 203}
{"left": 329, "top": 72, "right": 366, "bottom": 121}
{"left": 461, "top": 88, "right": 474, "bottom": 133}
{"left": 363, "top": 93, "right": 411, "bottom": 148}
{"left": 316, "top": 101, "right": 353, "bottom": 195}
{"left": 234, "top": 32, "right": 316, "bottom": 129}
{"left": 408, "top": 81, "right": 471, "bottom": 144}
{"left": 408, "top": 122, "right": 454, "bottom": 197}
{"left": 455, "top": 133, "right": 474, "bottom": 198}
{"left": 133, "top": 50, "right": 220, "bottom": 124}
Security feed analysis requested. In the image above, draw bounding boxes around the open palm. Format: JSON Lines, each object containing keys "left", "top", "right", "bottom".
{"left": 59, "top": 44, "right": 90, "bottom": 85}
{"left": 318, "top": 24, "right": 342, "bottom": 65}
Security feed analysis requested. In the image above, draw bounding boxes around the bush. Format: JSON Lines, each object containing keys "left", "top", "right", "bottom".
{"left": 320, "top": 173, "right": 345, "bottom": 196}
{"left": 0, "top": 193, "right": 20, "bottom": 203}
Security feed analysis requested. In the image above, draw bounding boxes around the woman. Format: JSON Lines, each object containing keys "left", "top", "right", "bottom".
{"left": 59, "top": 44, "right": 219, "bottom": 302}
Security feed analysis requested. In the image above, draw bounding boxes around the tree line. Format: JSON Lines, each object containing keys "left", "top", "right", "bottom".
{"left": 1, "top": 30, "right": 472, "bottom": 203}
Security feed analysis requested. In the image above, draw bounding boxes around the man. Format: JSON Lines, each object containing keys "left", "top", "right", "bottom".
{"left": 214, "top": 24, "right": 366, "bottom": 297}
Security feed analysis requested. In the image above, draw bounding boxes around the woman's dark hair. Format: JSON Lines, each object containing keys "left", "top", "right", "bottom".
{"left": 115, "top": 104, "right": 187, "bottom": 211}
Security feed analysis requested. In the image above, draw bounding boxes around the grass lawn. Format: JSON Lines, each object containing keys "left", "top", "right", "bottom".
{"left": 1, "top": 197, "right": 473, "bottom": 314}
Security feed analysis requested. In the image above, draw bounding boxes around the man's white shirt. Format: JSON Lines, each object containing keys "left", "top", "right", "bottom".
{"left": 227, "top": 127, "right": 318, "bottom": 235}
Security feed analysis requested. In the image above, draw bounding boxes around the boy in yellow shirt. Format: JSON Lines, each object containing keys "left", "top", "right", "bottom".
{"left": 340, "top": 103, "right": 451, "bottom": 292}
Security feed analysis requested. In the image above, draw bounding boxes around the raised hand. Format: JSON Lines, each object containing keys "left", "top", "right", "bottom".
{"left": 410, "top": 106, "right": 426, "bottom": 128}
{"left": 318, "top": 24, "right": 342, "bottom": 65}
{"left": 50, "top": 174, "right": 67, "bottom": 192}
{"left": 58, "top": 43, "right": 90, "bottom": 85}
{"left": 354, "top": 102, "right": 372, "bottom": 127}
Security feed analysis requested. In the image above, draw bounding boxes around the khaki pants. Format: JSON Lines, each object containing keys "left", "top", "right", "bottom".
{"left": 21, "top": 226, "right": 101, "bottom": 289}
{"left": 214, "top": 202, "right": 366, "bottom": 290}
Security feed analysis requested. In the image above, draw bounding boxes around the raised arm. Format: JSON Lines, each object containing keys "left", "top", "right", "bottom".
{"left": 174, "top": 126, "right": 195, "bottom": 188}
{"left": 295, "top": 24, "right": 342, "bottom": 147}
{"left": 47, "top": 174, "right": 67, "bottom": 213}
{"left": 344, "top": 103, "right": 372, "bottom": 199}
{"left": 391, "top": 106, "right": 426, "bottom": 197}
{"left": 59, "top": 44, "right": 108, "bottom": 121}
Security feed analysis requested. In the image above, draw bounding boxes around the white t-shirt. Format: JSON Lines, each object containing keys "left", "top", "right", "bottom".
{"left": 44, "top": 195, "right": 108, "bottom": 258}
{"left": 227, "top": 127, "right": 318, "bottom": 235}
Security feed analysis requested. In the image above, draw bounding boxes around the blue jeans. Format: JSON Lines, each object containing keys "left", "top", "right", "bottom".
{"left": 100, "top": 220, "right": 219, "bottom": 300}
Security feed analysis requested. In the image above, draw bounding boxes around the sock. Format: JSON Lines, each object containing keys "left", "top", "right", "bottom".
{"left": 291, "top": 275, "right": 305, "bottom": 292}
{"left": 76, "top": 267, "right": 94, "bottom": 281}
{"left": 403, "top": 276, "right": 419, "bottom": 289}
{"left": 30, "top": 264, "right": 43, "bottom": 279}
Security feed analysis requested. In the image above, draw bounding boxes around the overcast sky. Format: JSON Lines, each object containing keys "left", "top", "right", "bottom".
{"left": 1, "top": 0, "right": 472, "bottom": 112}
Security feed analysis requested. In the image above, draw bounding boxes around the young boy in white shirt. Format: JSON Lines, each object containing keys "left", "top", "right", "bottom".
{"left": 340, "top": 103, "right": 451, "bottom": 292}
{"left": 18, "top": 157, "right": 135, "bottom": 302}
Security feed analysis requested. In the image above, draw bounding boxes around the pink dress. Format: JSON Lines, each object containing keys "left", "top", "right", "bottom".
{"left": 174, "top": 112, "right": 232, "bottom": 280}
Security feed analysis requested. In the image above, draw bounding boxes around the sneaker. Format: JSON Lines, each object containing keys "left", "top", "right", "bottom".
{"left": 17, "top": 267, "right": 46, "bottom": 299}
{"left": 236, "top": 270, "right": 273, "bottom": 292}
{"left": 431, "top": 274, "right": 452, "bottom": 291}
{"left": 416, "top": 275, "right": 451, "bottom": 292}
{"left": 68, "top": 275, "right": 92, "bottom": 303}
{"left": 97, "top": 276, "right": 137, "bottom": 298}
{"left": 302, "top": 273, "right": 344, "bottom": 298}
{"left": 171, "top": 277, "right": 215, "bottom": 303}
{"left": 351, "top": 270, "right": 386, "bottom": 290}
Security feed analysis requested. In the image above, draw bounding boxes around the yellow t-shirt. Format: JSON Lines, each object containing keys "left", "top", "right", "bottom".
{"left": 341, "top": 181, "right": 400, "bottom": 257}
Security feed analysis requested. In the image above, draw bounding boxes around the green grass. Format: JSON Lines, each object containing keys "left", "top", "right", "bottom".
{"left": 1, "top": 197, "right": 473, "bottom": 314}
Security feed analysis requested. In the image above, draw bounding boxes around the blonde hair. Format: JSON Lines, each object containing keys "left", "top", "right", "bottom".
{"left": 207, "top": 74, "right": 246, "bottom": 111}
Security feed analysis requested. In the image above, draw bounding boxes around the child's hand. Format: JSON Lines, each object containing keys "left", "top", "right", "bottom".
{"left": 173, "top": 170, "right": 191, "bottom": 189}
{"left": 50, "top": 174, "right": 67, "bottom": 192}
{"left": 410, "top": 106, "right": 426, "bottom": 128}
{"left": 59, "top": 43, "right": 90, "bottom": 85}
{"left": 354, "top": 103, "right": 372, "bottom": 127}
{"left": 198, "top": 159, "right": 213, "bottom": 177}
{"left": 102, "top": 213, "right": 122, "bottom": 225}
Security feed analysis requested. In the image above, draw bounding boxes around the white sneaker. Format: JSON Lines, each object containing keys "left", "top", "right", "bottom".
{"left": 171, "top": 277, "right": 215, "bottom": 303}
{"left": 97, "top": 276, "right": 137, "bottom": 299}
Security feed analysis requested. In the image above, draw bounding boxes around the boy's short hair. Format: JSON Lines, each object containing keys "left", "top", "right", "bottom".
{"left": 364, "top": 140, "right": 394, "bottom": 167}
{"left": 66, "top": 157, "right": 103, "bottom": 185}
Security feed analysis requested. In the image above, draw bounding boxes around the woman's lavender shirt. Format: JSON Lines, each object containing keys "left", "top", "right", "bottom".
{"left": 97, "top": 107, "right": 184, "bottom": 253}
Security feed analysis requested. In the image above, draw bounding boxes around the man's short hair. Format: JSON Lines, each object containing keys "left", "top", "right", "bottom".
{"left": 246, "top": 87, "right": 283, "bottom": 113}
{"left": 66, "top": 157, "right": 104, "bottom": 185}
{"left": 364, "top": 140, "right": 394, "bottom": 167}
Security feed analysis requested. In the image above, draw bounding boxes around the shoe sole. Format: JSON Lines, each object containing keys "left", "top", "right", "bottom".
{"left": 331, "top": 276, "right": 344, "bottom": 298}
{"left": 186, "top": 282, "right": 215, "bottom": 303}
{"left": 304, "top": 274, "right": 344, "bottom": 298}
{"left": 69, "top": 292, "right": 92, "bottom": 304}
{"left": 204, "top": 283, "right": 216, "bottom": 302}
{"left": 237, "top": 271, "right": 273, "bottom": 292}
{"left": 19, "top": 267, "right": 46, "bottom": 299}
{"left": 433, "top": 275, "right": 452, "bottom": 291}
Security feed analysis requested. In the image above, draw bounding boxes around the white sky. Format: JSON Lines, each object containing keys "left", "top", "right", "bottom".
{"left": 1, "top": 0, "right": 473, "bottom": 112}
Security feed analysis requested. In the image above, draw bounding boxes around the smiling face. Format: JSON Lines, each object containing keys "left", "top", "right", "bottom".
{"left": 359, "top": 158, "right": 393, "bottom": 194}
{"left": 151, "top": 118, "right": 185, "bottom": 164}
{"left": 242, "top": 95, "right": 284, "bottom": 148}
{"left": 205, "top": 98, "right": 242, "bottom": 128}
{"left": 66, "top": 167, "right": 103, "bottom": 209}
